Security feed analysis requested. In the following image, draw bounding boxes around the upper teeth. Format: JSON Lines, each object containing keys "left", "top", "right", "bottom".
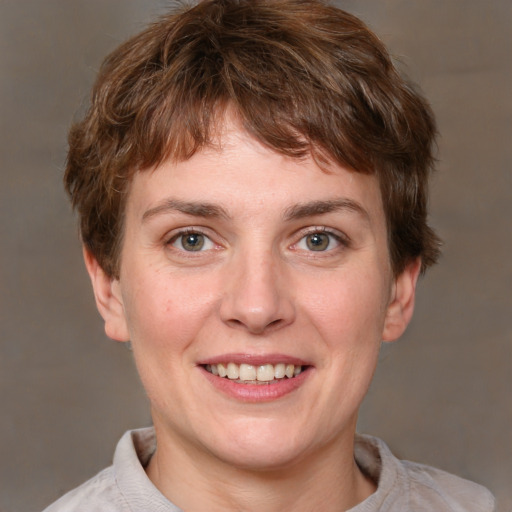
{"left": 205, "top": 363, "right": 303, "bottom": 382}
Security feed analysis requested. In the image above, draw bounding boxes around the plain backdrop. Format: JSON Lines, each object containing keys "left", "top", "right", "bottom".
{"left": 1, "top": 1, "right": 510, "bottom": 511}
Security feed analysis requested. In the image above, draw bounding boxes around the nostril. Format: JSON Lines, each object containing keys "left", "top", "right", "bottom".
{"left": 225, "top": 316, "right": 286, "bottom": 334}
{"left": 219, "top": 275, "right": 296, "bottom": 333}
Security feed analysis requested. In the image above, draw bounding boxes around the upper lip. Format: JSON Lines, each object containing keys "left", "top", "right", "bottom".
{"left": 197, "top": 353, "right": 311, "bottom": 367}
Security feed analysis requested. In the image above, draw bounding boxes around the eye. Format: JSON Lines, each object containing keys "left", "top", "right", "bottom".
{"left": 295, "top": 231, "right": 342, "bottom": 252}
{"left": 170, "top": 231, "right": 215, "bottom": 252}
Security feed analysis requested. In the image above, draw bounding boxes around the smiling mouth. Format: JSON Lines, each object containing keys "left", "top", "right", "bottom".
{"left": 204, "top": 362, "right": 305, "bottom": 384}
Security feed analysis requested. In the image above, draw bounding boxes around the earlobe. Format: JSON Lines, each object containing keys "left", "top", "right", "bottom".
{"left": 382, "top": 258, "right": 422, "bottom": 342}
{"left": 83, "top": 248, "right": 130, "bottom": 342}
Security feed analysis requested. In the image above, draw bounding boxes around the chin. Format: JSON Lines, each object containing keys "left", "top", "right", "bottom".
{"left": 212, "top": 441, "right": 308, "bottom": 472}
{"left": 201, "top": 419, "right": 316, "bottom": 471}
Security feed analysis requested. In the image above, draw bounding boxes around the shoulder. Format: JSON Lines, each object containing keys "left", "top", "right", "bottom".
{"left": 402, "top": 459, "right": 496, "bottom": 512}
{"left": 354, "top": 434, "right": 496, "bottom": 512}
{"left": 42, "top": 465, "right": 129, "bottom": 512}
{"left": 399, "top": 458, "right": 496, "bottom": 512}
{"left": 42, "top": 428, "right": 158, "bottom": 512}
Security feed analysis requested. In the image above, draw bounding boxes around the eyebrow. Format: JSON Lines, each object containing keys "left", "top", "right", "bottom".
{"left": 142, "top": 197, "right": 369, "bottom": 224}
{"left": 283, "top": 198, "right": 370, "bottom": 223}
{"left": 142, "top": 199, "right": 230, "bottom": 222}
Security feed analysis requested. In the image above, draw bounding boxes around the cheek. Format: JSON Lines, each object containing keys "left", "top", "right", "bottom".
{"left": 119, "top": 272, "right": 216, "bottom": 411}
{"left": 121, "top": 270, "right": 219, "bottom": 354}
{"left": 303, "top": 268, "right": 390, "bottom": 346}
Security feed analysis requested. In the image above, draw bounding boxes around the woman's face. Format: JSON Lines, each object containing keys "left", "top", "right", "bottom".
{"left": 92, "top": 120, "right": 417, "bottom": 471}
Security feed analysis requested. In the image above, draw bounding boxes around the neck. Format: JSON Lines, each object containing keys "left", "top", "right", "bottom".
{"left": 146, "top": 423, "right": 376, "bottom": 512}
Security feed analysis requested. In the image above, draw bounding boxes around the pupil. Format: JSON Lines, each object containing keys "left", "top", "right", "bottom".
{"left": 183, "top": 233, "right": 204, "bottom": 251}
{"left": 307, "top": 233, "right": 329, "bottom": 251}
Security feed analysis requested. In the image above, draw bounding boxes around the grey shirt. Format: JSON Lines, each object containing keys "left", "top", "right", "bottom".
{"left": 43, "top": 427, "right": 495, "bottom": 512}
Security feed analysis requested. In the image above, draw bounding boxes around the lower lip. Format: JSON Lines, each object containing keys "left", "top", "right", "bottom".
{"left": 199, "top": 366, "right": 312, "bottom": 402}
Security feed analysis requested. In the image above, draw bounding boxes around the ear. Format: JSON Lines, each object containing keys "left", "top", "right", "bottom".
{"left": 382, "top": 258, "right": 422, "bottom": 342}
{"left": 83, "top": 247, "right": 130, "bottom": 342}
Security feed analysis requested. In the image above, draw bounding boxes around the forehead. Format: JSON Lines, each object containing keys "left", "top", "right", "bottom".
{"left": 127, "top": 120, "right": 385, "bottom": 228}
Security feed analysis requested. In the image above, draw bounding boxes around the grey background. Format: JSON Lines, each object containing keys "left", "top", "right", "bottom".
{"left": 0, "top": 1, "right": 510, "bottom": 511}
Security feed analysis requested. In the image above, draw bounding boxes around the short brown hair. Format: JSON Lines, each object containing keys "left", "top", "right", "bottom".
{"left": 65, "top": 0, "right": 441, "bottom": 278}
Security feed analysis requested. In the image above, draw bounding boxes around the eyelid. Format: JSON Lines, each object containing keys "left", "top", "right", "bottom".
{"left": 292, "top": 226, "right": 350, "bottom": 251}
{"left": 166, "top": 226, "right": 220, "bottom": 252}
{"left": 166, "top": 226, "right": 205, "bottom": 241}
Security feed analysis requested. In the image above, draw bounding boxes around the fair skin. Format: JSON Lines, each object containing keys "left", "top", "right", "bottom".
{"left": 85, "top": 119, "right": 420, "bottom": 512}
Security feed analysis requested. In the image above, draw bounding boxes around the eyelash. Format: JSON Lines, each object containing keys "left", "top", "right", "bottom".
{"left": 293, "top": 227, "right": 349, "bottom": 253}
{"left": 166, "top": 228, "right": 217, "bottom": 253}
{"left": 165, "top": 226, "right": 349, "bottom": 256}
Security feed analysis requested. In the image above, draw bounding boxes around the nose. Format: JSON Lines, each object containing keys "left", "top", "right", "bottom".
{"left": 219, "top": 249, "right": 295, "bottom": 334}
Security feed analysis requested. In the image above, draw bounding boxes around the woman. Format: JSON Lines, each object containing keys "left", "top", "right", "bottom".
{"left": 44, "top": 1, "right": 495, "bottom": 510}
